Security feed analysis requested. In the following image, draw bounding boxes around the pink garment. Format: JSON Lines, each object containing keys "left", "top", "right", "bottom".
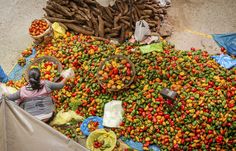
{"left": 19, "top": 81, "right": 51, "bottom": 102}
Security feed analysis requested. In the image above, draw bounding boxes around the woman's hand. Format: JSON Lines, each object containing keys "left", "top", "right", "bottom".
{"left": 61, "top": 68, "right": 75, "bottom": 79}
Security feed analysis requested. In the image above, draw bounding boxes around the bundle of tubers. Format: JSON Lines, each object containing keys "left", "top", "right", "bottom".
{"left": 43, "top": 0, "right": 170, "bottom": 42}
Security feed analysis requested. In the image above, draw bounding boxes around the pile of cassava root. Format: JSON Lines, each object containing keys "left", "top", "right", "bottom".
{"left": 43, "top": 0, "right": 170, "bottom": 41}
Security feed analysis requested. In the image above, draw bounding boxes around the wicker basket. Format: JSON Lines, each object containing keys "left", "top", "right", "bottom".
{"left": 30, "top": 18, "right": 53, "bottom": 44}
{"left": 24, "top": 56, "right": 62, "bottom": 82}
{"left": 97, "top": 55, "right": 136, "bottom": 92}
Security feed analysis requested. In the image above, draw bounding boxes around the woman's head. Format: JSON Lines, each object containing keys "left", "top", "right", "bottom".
{"left": 28, "top": 68, "right": 41, "bottom": 90}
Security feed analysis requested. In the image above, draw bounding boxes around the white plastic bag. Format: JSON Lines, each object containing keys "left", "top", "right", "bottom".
{"left": 103, "top": 100, "right": 123, "bottom": 128}
{"left": 0, "top": 83, "right": 17, "bottom": 99}
{"left": 158, "top": 0, "right": 171, "bottom": 7}
{"left": 134, "top": 20, "right": 151, "bottom": 42}
{"left": 61, "top": 68, "right": 75, "bottom": 79}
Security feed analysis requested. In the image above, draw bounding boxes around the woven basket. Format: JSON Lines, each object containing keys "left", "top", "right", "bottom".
{"left": 30, "top": 18, "right": 53, "bottom": 44}
{"left": 97, "top": 55, "right": 136, "bottom": 92}
{"left": 24, "top": 56, "right": 62, "bottom": 82}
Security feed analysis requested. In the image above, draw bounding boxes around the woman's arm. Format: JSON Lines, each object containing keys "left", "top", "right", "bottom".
{"left": 45, "top": 78, "right": 68, "bottom": 91}
{"left": 6, "top": 90, "right": 20, "bottom": 101}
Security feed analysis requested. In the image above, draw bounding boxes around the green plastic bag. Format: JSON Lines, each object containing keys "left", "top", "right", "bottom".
{"left": 139, "top": 43, "right": 163, "bottom": 54}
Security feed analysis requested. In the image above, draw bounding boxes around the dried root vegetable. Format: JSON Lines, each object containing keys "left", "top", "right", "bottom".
{"left": 64, "top": 23, "right": 94, "bottom": 35}
{"left": 43, "top": 0, "right": 171, "bottom": 41}
{"left": 98, "top": 15, "right": 105, "bottom": 37}
{"left": 45, "top": 16, "right": 79, "bottom": 23}
{"left": 48, "top": 1, "right": 73, "bottom": 16}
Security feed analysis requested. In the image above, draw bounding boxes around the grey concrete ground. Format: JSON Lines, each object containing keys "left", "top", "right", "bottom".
{"left": 0, "top": 0, "right": 236, "bottom": 74}
{"left": 0, "top": 0, "right": 46, "bottom": 74}
{"left": 168, "top": 0, "right": 236, "bottom": 53}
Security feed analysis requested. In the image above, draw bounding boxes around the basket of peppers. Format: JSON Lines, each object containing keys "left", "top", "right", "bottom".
{"left": 25, "top": 56, "right": 62, "bottom": 82}
{"left": 29, "top": 18, "right": 53, "bottom": 43}
{"left": 97, "top": 55, "right": 136, "bottom": 92}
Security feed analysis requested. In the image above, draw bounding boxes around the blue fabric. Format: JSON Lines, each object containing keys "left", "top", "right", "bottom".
{"left": 8, "top": 48, "right": 36, "bottom": 81}
{"left": 0, "top": 66, "right": 8, "bottom": 83}
{"left": 149, "top": 145, "right": 161, "bottom": 151}
{"left": 80, "top": 116, "right": 103, "bottom": 136}
{"left": 120, "top": 137, "right": 161, "bottom": 151}
{"left": 121, "top": 137, "right": 143, "bottom": 151}
{"left": 212, "top": 33, "right": 236, "bottom": 56}
{"left": 211, "top": 54, "right": 236, "bottom": 69}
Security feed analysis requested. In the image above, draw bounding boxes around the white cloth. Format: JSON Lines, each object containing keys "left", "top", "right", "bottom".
{"left": 0, "top": 99, "right": 88, "bottom": 151}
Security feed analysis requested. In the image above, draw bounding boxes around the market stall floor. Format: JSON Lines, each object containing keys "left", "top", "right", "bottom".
{"left": 168, "top": 0, "right": 236, "bottom": 53}
{"left": 0, "top": 0, "right": 45, "bottom": 74}
{"left": 0, "top": 0, "right": 236, "bottom": 73}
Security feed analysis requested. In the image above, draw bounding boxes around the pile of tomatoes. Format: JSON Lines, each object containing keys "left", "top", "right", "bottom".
{"left": 29, "top": 19, "right": 49, "bottom": 36}
{"left": 98, "top": 56, "right": 134, "bottom": 91}
{"left": 8, "top": 32, "right": 236, "bottom": 150}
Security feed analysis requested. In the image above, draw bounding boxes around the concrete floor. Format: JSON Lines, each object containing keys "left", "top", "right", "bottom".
{"left": 168, "top": 0, "right": 236, "bottom": 52}
{"left": 0, "top": 0, "right": 46, "bottom": 74}
{"left": 0, "top": 0, "right": 236, "bottom": 74}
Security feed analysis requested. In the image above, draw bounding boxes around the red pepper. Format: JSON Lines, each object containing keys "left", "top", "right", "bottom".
{"left": 228, "top": 103, "right": 234, "bottom": 108}
{"left": 123, "top": 102, "right": 127, "bottom": 107}
{"left": 113, "top": 68, "right": 119, "bottom": 75}
{"left": 86, "top": 88, "right": 91, "bottom": 93}
{"left": 164, "top": 114, "right": 170, "bottom": 119}
{"left": 159, "top": 119, "right": 163, "bottom": 124}
{"left": 113, "top": 95, "right": 117, "bottom": 100}
{"left": 152, "top": 117, "right": 157, "bottom": 123}
{"left": 166, "top": 99, "right": 173, "bottom": 105}
{"left": 181, "top": 105, "right": 185, "bottom": 110}
{"left": 208, "top": 118, "right": 213, "bottom": 123}
{"left": 127, "top": 70, "right": 131, "bottom": 76}
{"left": 148, "top": 114, "right": 152, "bottom": 120}
{"left": 72, "top": 93, "right": 77, "bottom": 97}
{"left": 221, "top": 47, "right": 225, "bottom": 51}
{"left": 126, "top": 63, "right": 131, "bottom": 68}
{"left": 186, "top": 110, "right": 190, "bottom": 114}
{"left": 216, "top": 135, "right": 223, "bottom": 143}
{"left": 158, "top": 111, "right": 164, "bottom": 116}
{"left": 208, "top": 130, "right": 213, "bottom": 134}
{"left": 90, "top": 45, "right": 98, "bottom": 51}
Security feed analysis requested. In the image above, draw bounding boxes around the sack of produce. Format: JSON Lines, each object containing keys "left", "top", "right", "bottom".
{"left": 86, "top": 129, "right": 117, "bottom": 151}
